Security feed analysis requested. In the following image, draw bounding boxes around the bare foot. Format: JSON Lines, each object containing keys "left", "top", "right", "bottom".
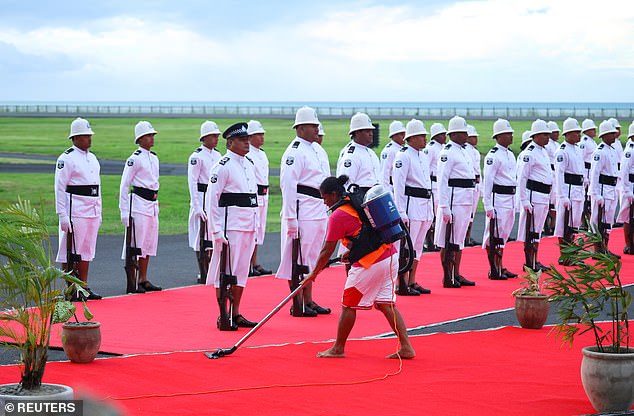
{"left": 317, "top": 347, "right": 345, "bottom": 358}
{"left": 386, "top": 348, "right": 416, "bottom": 359}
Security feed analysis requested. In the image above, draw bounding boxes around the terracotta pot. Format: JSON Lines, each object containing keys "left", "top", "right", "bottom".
{"left": 581, "top": 346, "right": 634, "bottom": 412}
{"left": 0, "top": 383, "right": 73, "bottom": 407}
{"left": 514, "top": 295, "right": 549, "bottom": 329}
{"left": 61, "top": 321, "right": 101, "bottom": 363}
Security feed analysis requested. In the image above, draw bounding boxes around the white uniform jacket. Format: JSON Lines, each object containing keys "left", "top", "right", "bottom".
{"left": 119, "top": 147, "right": 159, "bottom": 218}
{"left": 590, "top": 142, "right": 620, "bottom": 201}
{"left": 554, "top": 142, "right": 585, "bottom": 202}
{"left": 424, "top": 139, "right": 442, "bottom": 193}
{"left": 436, "top": 141, "right": 476, "bottom": 208}
{"left": 188, "top": 145, "right": 221, "bottom": 211}
{"left": 380, "top": 139, "right": 403, "bottom": 193}
{"left": 517, "top": 143, "right": 553, "bottom": 206}
{"left": 336, "top": 142, "right": 381, "bottom": 189}
{"left": 247, "top": 144, "right": 270, "bottom": 203}
{"left": 392, "top": 146, "right": 433, "bottom": 221}
{"left": 206, "top": 150, "right": 259, "bottom": 233}
{"left": 482, "top": 144, "right": 517, "bottom": 212}
{"left": 55, "top": 146, "right": 102, "bottom": 218}
{"left": 580, "top": 134, "right": 597, "bottom": 183}
{"left": 619, "top": 140, "right": 634, "bottom": 197}
{"left": 280, "top": 137, "right": 329, "bottom": 221}
{"left": 313, "top": 142, "right": 331, "bottom": 177}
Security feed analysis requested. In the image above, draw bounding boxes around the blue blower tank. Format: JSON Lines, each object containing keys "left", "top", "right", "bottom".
{"left": 362, "top": 185, "right": 406, "bottom": 243}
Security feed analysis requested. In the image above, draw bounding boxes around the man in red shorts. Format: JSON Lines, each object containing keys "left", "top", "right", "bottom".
{"left": 305, "top": 175, "right": 416, "bottom": 359}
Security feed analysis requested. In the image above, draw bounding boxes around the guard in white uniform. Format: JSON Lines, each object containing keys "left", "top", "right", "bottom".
{"left": 482, "top": 119, "right": 517, "bottom": 280}
{"left": 187, "top": 120, "right": 221, "bottom": 283}
{"left": 423, "top": 122, "right": 447, "bottom": 252}
{"left": 580, "top": 119, "right": 598, "bottom": 224}
{"left": 517, "top": 119, "right": 553, "bottom": 272}
{"left": 392, "top": 119, "right": 433, "bottom": 295}
{"left": 380, "top": 120, "right": 406, "bottom": 194}
{"left": 464, "top": 124, "right": 481, "bottom": 246}
{"left": 55, "top": 117, "right": 102, "bottom": 300}
{"left": 589, "top": 120, "right": 621, "bottom": 258}
{"left": 553, "top": 118, "right": 585, "bottom": 264}
{"left": 315, "top": 123, "right": 331, "bottom": 176}
{"left": 616, "top": 123, "right": 634, "bottom": 254}
{"left": 434, "top": 116, "right": 477, "bottom": 288}
{"left": 277, "top": 106, "right": 331, "bottom": 317}
{"left": 336, "top": 112, "right": 381, "bottom": 195}
{"left": 119, "top": 121, "right": 162, "bottom": 293}
{"left": 608, "top": 117, "right": 625, "bottom": 224}
{"left": 205, "top": 122, "right": 259, "bottom": 330}
{"left": 246, "top": 120, "right": 272, "bottom": 277}
{"left": 543, "top": 121, "right": 560, "bottom": 235}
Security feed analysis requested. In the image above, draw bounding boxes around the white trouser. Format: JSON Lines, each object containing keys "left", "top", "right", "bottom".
{"left": 517, "top": 202, "right": 549, "bottom": 243}
{"left": 408, "top": 219, "right": 432, "bottom": 260}
{"left": 276, "top": 219, "right": 327, "bottom": 280}
{"left": 434, "top": 205, "right": 472, "bottom": 250}
{"left": 590, "top": 197, "right": 617, "bottom": 234}
{"left": 481, "top": 206, "right": 515, "bottom": 248}
{"left": 554, "top": 199, "right": 584, "bottom": 238}
{"left": 207, "top": 230, "right": 256, "bottom": 288}
{"left": 56, "top": 217, "right": 101, "bottom": 263}
{"left": 120, "top": 213, "right": 159, "bottom": 259}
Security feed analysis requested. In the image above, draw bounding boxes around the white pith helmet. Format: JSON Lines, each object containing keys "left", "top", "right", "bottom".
{"left": 134, "top": 121, "right": 157, "bottom": 143}
{"left": 562, "top": 118, "right": 581, "bottom": 135}
{"left": 247, "top": 120, "right": 265, "bottom": 135}
{"left": 547, "top": 121, "right": 560, "bottom": 133}
{"left": 404, "top": 119, "right": 428, "bottom": 140}
{"left": 429, "top": 122, "right": 447, "bottom": 139}
{"left": 608, "top": 117, "right": 621, "bottom": 129}
{"left": 599, "top": 120, "right": 618, "bottom": 137}
{"left": 68, "top": 117, "right": 94, "bottom": 139}
{"left": 629, "top": 122, "right": 634, "bottom": 138}
{"left": 199, "top": 120, "right": 221, "bottom": 140}
{"left": 467, "top": 124, "right": 478, "bottom": 137}
{"left": 388, "top": 120, "right": 406, "bottom": 137}
{"left": 581, "top": 119, "right": 597, "bottom": 132}
{"left": 530, "top": 119, "right": 551, "bottom": 137}
{"left": 521, "top": 130, "right": 532, "bottom": 145}
{"left": 292, "top": 106, "right": 319, "bottom": 128}
{"left": 492, "top": 118, "right": 513, "bottom": 137}
{"left": 349, "top": 112, "right": 375, "bottom": 135}
{"left": 318, "top": 122, "right": 325, "bottom": 136}
{"left": 447, "top": 116, "right": 468, "bottom": 134}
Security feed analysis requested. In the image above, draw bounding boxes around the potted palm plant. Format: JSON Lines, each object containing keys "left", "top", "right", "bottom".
{"left": 56, "top": 287, "right": 101, "bottom": 364}
{"left": 0, "top": 199, "right": 86, "bottom": 402}
{"left": 546, "top": 227, "right": 633, "bottom": 413}
{"left": 512, "top": 266, "right": 550, "bottom": 329}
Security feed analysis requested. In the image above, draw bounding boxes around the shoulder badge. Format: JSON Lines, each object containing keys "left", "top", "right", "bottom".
{"left": 64, "top": 147, "right": 74, "bottom": 154}
{"left": 580, "top": 143, "right": 585, "bottom": 149}
{"left": 210, "top": 174, "right": 218, "bottom": 184}
{"left": 522, "top": 154, "right": 530, "bottom": 163}
{"left": 485, "top": 157, "right": 493, "bottom": 165}
{"left": 395, "top": 160, "right": 403, "bottom": 168}
{"left": 381, "top": 153, "right": 387, "bottom": 159}
{"left": 219, "top": 157, "right": 230, "bottom": 166}
{"left": 490, "top": 147, "right": 498, "bottom": 153}
{"left": 624, "top": 151, "right": 631, "bottom": 159}
{"left": 285, "top": 156, "right": 294, "bottom": 166}
{"left": 246, "top": 155, "right": 254, "bottom": 164}
{"left": 126, "top": 159, "right": 134, "bottom": 167}
{"left": 343, "top": 159, "right": 352, "bottom": 168}
{"left": 133, "top": 150, "right": 142, "bottom": 156}
{"left": 423, "top": 148, "right": 429, "bottom": 155}
{"left": 593, "top": 154, "right": 600, "bottom": 161}
{"left": 292, "top": 141, "right": 300, "bottom": 149}
{"left": 440, "top": 155, "right": 448, "bottom": 162}
{"left": 190, "top": 158, "right": 198, "bottom": 166}
{"left": 57, "top": 160, "right": 65, "bottom": 169}
{"left": 195, "top": 147, "right": 203, "bottom": 153}
{"left": 556, "top": 154, "right": 564, "bottom": 163}
{"left": 347, "top": 146, "right": 356, "bottom": 154}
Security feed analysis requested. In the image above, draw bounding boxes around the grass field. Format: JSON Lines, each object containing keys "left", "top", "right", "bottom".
{"left": 0, "top": 116, "right": 544, "bottom": 234}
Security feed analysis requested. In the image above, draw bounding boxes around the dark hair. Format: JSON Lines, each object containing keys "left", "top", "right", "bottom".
{"left": 320, "top": 175, "right": 348, "bottom": 197}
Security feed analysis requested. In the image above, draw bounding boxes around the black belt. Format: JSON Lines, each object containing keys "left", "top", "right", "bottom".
{"left": 219, "top": 193, "right": 258, "bottom": 208}
{"left": 599, "top": 174, "right": 617, "bottom": 186}
{"left": 526, "top": 179, "right": 551, "bottom": 194}
{"left": 405, "top": 186, "right": 431, "bottom": 199}
{"left": 492, "top": 184, "right": 516, "bottom": 195}
{"left": 448, "top": 178, "right": 476, "bottom": 188}
{"left": 197, "top": 183, "right": 208, "bottom": 192}
{"left": 430, "top": 175, "right": 437, "bottom": 182}
{"left": 66, "top": 185, "right": 99, "bottom": 197}
{"left": 132, "top": 186, "right": 158, "bottom": 201}
{"left": 297, "top": 184, "right": 322, "bottom": 199}
{"left": 585, "top": 162, "right": 591, "bottom": 170}
{"left": 257, "top": 184, "right": 269, "bottom": 196}
{"left": 630, "top": 174, "right": 634, "bottom": 182}
{"left": 564, "top": 173, "right": 584, "bottom": 186}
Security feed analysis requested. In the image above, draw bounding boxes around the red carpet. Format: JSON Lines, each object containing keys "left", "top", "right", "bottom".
{"left": 42, "top": 228, "right": 634, "bottom": 355}
{"left": 1, "top": 324, "right": 621, "bottom": 415}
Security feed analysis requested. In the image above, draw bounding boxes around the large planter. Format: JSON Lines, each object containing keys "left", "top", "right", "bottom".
{"left": 581, "top": 346, "right": 634, "bottom": 413}
{"left": 61, "top": 321, "right": 101, "bottom": 363}
{"left": 0, "top": 383, "right": 73, "bottom": 408}
{"left": 514, "top": 295, "right": 549, "bottom": 329}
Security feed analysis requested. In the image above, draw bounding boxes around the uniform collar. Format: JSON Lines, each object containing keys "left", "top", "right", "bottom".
{"left": 227, "top": 149, "right": 245, "bottom": 161}
{"left": 137, "top": 147, "right": 152, "bottom": 154}
{"left": 295, "top": 136, "right": 311, "bottom": 146}
{"left": 391, "top": 139, "right": 403, "bottom": 148}
{"left": 249, "top": 144, "right": 261, "bottom": 153}
{"left": 202, "top": 144, "right": 215, "bottom": 153}
{"left": 352, "top": 141, "right": 369, "bottom": 150}
{"left": 72, "top": 145, "right": 88, "bottom": 155}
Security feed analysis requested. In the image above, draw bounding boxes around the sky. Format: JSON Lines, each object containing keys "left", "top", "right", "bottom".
{"left": 1, "top": 0, "right": 633, "bottom": 103}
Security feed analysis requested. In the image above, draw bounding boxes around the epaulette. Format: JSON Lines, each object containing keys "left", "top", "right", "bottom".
{"left": 347, "top": 146, "right": 356, "bottom": 154}
{"left": 133, "top": 150, "right": 142, "bottom": 155}
{"left": 213, "top": 148, "right": 221, "bottom": 153}
{"left": 150, "top": 151, "right": 157, "bottom": 156}
{"left": 583, "top": 136, "right": 588, "bottom": 140}
{"left": 292, "top": 141, "right": 300, "bottom": 149}
{"left": 195, "top": 147, "right": 203, "bottom": 153}
{"left": 629, "top": 143, "right": 634, "bottom": 149}
{"left": 64, "top": 147, "right": 74, "bottom": 154}
{"left": 386, "top": 142, "right": 392, "bottom": 148}
{"left": 219, "top": 157, "right": 230, "bottom": 165}
{"left": 245, "top": 155, "right": 254, "bottom": 164}
{"left": 560, "top": 143, "right": 566, "bottom": 149}
{"left": 429, "top": 141, "right": 435, "bottom": 146}
{"left": 400, "top": 146, "right": 408, "bottom": 152}
{"left": 528, "top": 144, "right": 535, "bottom": 151}
{"left": 598, "top": 143, "right": 604, "bottom": 149}
{"left": 490, "top": 147, "right": 498, "bottom": 153}
{"left": 445, "top": 143, "right": 452, "bottom": 149}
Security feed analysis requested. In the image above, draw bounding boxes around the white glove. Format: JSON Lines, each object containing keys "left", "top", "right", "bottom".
{"left": 59, "top": 215, "right": 71, "bottom": 233}
{"left": 400, "top": 213, "right": 409, "bottom": 227}
{"left": 485, "top": 209, "right": 495, "bottom": 219}
{"left": 522, "top": 201, "right": 533, "bottom": 213}
{"left": 561, "top": 197, "right": 571, "bottom": 209}
{"left": 595, "top": 195, "right": 604, "bottom": 207}
{"left": 121, "top": 214, "right": 130, "bottom": 228}
{"left": 286, "top": 218, "right": 298, "bottom": 238}
{"left": 193, "top": 207, "right": 207, "bottom": 222}
{"left": 442, "top": 209, "right": 453, "bottom": 224}
{"left": 213, "top": 231, "right": 228, "bottom": 246}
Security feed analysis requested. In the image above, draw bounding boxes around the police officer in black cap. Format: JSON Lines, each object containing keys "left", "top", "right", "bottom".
{"left": 205, "top": 122, "right": 260, "bottom": 330}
